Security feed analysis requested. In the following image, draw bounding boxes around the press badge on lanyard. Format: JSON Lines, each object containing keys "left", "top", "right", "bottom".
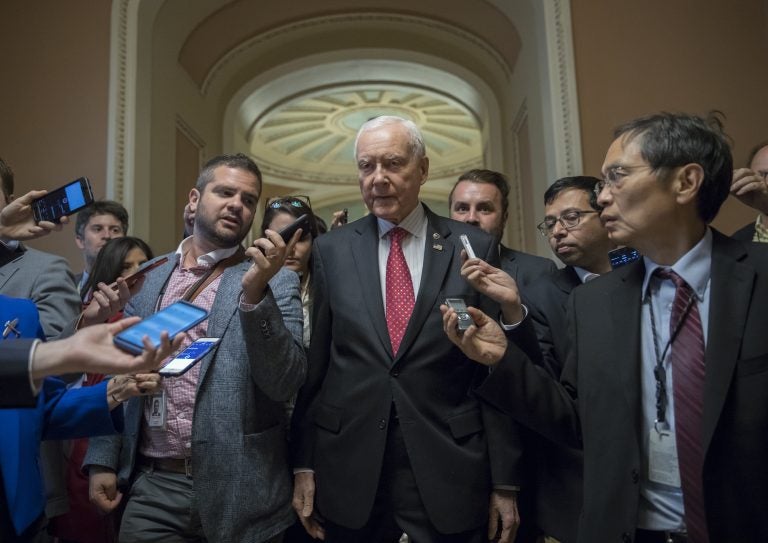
{"left": 147, "top": 390, "right": 167, "bottom": 428}
{"left": 649, "top": 429, "right": 681, "bottom": 487}
{"left": 646, "top": 285, "right": 697, "bottom": 488}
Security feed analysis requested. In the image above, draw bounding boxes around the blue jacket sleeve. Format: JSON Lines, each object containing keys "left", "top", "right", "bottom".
{"left": 40, "top": 378, "right": 123, "bottom": 440}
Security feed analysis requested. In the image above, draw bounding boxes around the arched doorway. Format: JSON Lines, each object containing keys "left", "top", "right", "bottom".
{"left": 108, "top": 0, "right": 580, "bottom": 257}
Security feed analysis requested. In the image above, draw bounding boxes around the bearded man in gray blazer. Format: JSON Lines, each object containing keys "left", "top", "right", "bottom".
{"left": 85, "top": 154, "right": 307, "bottom": 543}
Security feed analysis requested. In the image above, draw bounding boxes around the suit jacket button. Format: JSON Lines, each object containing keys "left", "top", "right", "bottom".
{"left": 391, "top": 370, "right": 399, "bottom": 377}
{"left": 621, "top": 532, "right": 632, "bottom": 543}
{"left": 631, "top": 468, "right": 639, "bottom": 484}
{"left": 378, "top": 419, "right": 387, "bottom": 430}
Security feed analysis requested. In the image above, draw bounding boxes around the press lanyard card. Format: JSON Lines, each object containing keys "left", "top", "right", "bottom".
{"left": 649, "top": 429, "right": 681, "bottom": 487}
{"left": 147, "top": 390, "right": 166, "bottom": 428}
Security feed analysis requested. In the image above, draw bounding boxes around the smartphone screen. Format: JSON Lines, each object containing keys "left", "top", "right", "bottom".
{"left": 114, "top": 301, "right": 209, "bottom": 354}
{"left": 159, "top": 337, "right": 220, "bottom": 377}
{"left": 609, "top": 247, "right": 641, "bottom": 269}
{"left": 32, "top": 177, "right": 94, "bottom": 223}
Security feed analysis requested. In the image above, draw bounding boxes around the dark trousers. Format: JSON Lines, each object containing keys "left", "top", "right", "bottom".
{"left": 323, "top": 415, "right": 485, "bottom": 543}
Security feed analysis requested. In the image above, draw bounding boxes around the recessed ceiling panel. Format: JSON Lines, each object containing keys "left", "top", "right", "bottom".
{"left": 249, "top": 84, "right": 483, "bottom": 184}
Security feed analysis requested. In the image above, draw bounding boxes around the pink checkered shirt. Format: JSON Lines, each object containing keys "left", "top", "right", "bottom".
{"left": 139, "top": 239, "right": 239, "bottom": 459}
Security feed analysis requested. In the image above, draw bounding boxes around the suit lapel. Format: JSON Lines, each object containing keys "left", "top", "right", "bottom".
{"left": 0, "top": 246, "right": 23, "bottom": 290}
{"left": 556, "top": 266, "right": 581, "bottom": 295}
{"left": 702, "top": 232, "right": 752, "bottom": 452}
{"left": 611, "top": 260, "right": 645, "bottom": 421}
{"left": 196, "top": 261, "right": 246, "bottom": 385}
{"left": 394, "top": 213, "right": 453, "bottom": 364}
{"left": 350, "top": 215, "right": 391, "bottom": 356}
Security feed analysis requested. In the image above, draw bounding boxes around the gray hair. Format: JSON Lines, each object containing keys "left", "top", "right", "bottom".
{"left": 353, "top": 116, "right": 426, "bottom": 159}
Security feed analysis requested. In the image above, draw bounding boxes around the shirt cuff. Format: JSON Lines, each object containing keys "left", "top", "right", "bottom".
{"left": 493, "top": 484, "right": 521, "bottom": 492}
{"left": 293, "top": 468, "right": 315, "bottom": 475}
{"left": 499, "top": 304, "right": 528, "bottom": 330}
{"left": 239, "top": 292, "right": 259, "bottom": 312}
{"left": 27, "top": 338, "right": 42, "bottom": 397}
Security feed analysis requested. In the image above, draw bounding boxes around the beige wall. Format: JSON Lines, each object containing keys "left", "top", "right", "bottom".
{"left": 571, "top": 0, "right": 768, "bottom": 234}
{"left": 0, "top": 0, "right": 111, "bottom": 269}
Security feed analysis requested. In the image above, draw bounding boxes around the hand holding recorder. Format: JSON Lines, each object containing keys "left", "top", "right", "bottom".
{"left": 440, "top": 303, "right": 507, "bottom": 367}
{"left": 459, "top": 235, "right": 524, "bottom": 324}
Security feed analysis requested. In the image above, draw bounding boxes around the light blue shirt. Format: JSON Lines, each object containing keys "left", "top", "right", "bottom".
{"left": 637, "top": 228, "right": 712, "bottom": 531}
{"left": 573, "top": 266, "right": 600, "bottom": 284}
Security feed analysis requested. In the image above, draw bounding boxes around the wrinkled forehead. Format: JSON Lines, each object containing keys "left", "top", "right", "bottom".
{"left": 356, "top": 124, "right": 416, "bottom": 159}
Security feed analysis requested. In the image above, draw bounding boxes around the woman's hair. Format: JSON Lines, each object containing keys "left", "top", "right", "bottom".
{"left": 81, "top": 236, "right": 154, "bottom": 300}
{"left": 260, "top": 196, "right": 319, "bottom": 240}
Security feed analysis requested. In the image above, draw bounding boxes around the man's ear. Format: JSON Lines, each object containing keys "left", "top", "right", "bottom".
{"left": 419, "top": 156, "right": 430, "bottom": 185}
{"left": 675, "top": 163, "right": 704, "bottom": 206}
{"left": 75, "top": 236, "right": 85, "bottom": 250}
{"left": 189, "top": 188, "right": 200, "bottom": 205}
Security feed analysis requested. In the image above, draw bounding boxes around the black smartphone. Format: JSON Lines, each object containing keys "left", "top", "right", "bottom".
{"left": 115, "top": 256, "right": 170, "bottom": 290}
{"left": 609, "top": 247, "right": 641, "bottom": 269}
{"left": 276, "top": 213, "right": 310, "bottom": 242}
{"left": 159, "top": 337, "right": 220, "bottom": 377}
{"left": 113, "top": 301, "right": 209, "bottom": 355}
{"left": 32, "top": 177, "right": 94, "bottom": 223}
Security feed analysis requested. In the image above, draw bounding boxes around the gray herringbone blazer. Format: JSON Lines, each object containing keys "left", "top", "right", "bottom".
{"left": 85, "top": 253, "right": 306, "bottom": 542}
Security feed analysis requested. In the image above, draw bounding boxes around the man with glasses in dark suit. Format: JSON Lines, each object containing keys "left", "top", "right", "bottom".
{"left": 445, "top": 112, "right": 768, "bottom": 542}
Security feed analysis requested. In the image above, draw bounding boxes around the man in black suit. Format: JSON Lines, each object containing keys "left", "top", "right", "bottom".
{"left": 444, "top": 112, "right": 768, "bottom": 542}
{"left": 528, "top": 175, "right": 614, "bottom": 378}
{"left": 516, "top": 175, "right": 615, "bottom": 543}
{"left": 730, "top": 141, "right": 768, "bottom": 241}
{"left": 291, "top": 116, "right": 523, "bottom": 542}
{"left": 449, "top": 169, "right": 556, "bottom": 287}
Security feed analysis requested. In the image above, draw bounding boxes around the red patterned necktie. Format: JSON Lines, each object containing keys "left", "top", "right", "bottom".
{"left": 655, "top": 268, "right": 709, "bottom": 542}
{"left": 386, "top": 227, "right": 415, "bottom": 356}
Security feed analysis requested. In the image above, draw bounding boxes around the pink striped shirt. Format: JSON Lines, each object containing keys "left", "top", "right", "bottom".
{"left": 139, "top": 239, "right": 238, "bottom": 459}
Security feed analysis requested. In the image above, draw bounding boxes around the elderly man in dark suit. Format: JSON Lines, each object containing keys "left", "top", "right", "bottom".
{"left": 291, "top": 116, "right": 523, "bottom": 543}
{"left": 444, "top": 112, "right": 768, "bottom": 542}
{"left": 85, "top": 154, "right": 307, "bottom": 543}
{"left": 449, "top": 168, "right": 556, "bottom": 288}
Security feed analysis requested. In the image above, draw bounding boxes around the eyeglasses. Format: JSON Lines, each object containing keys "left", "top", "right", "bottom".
{"left": 537, "top": 209, "right": 599, "bottom": 237}
{"left": 267, "top": 195, "right": 312, "bottom": 210}
{"left": 593, "top": 164, "right": 652, "bottom": 197}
